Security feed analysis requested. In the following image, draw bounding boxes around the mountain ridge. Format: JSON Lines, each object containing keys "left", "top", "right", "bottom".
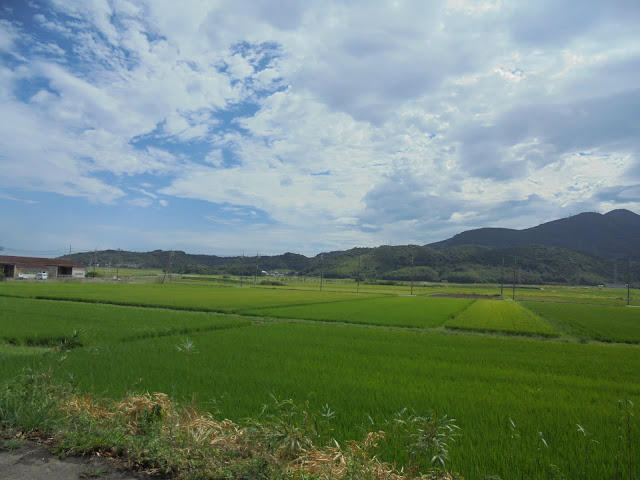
{"left": 60, "top": 209, "right": 639, "bottom": 285}
{"left": 428, "top": 209, "right": 640, "bottom": 259}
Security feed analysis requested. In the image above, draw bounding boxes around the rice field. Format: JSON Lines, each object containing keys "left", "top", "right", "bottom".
{"left": 524, "top": 302, "right": 640, "bottom": 343}
{"left": 445, "top": 299, "right": 559, "bottom": 337}
{"left": 0, "top": 282, "right": 381, "bottom": 313}
{"left": 1, "top": 282, "right": 639, "bottom": 479}
{"left": 0, "top": 296, "right": 251, "bottom": 347}
{"left": 243, "top": 295, "right": 472, "bottom": 328}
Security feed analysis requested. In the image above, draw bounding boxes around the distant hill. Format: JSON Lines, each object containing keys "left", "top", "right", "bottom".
{"left": 62, "top": 245, "right": 629, "bottom": 286}
{"left": 428, "top": 209, "right": 640, "bottom": 259}
{"left": 61, "top": 209, "right": 639, "bottom": 285}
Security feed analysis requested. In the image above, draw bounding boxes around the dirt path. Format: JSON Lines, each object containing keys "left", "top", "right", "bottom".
{"left": 0, "top": 442, "right": 151, "bottom": 480}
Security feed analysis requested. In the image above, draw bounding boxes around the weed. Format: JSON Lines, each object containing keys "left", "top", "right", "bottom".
{"left": 80, "top": 465, "right": 106, "bottom": 478}
{"left": 617, "top": 399, "right": 634, "bottom": 480}
{"left": 0, "top": 437, "right": 25, "bottom": 451}
{"left": 392, "top": 407, "right": 460, "bottom": 474}
{"left": 576, "top": 424, "right": 599, "bottom": 480}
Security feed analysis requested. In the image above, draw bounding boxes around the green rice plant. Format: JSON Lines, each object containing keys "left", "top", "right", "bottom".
{"left": 0, "top": 297, "right": 251, "bottom": 349}
{"left": 35, "top": 321, "right": 639, "bottom": 479}
{"left": 523, "top": 302, "right": 640, "bottom": 343}
{"left": 0, "top": 282, "right": 380, "bottom": 313}
{"left": 245, "top": 296, "right": 472, "bottom": 328}
{"left": 445, "top": 300, "right": 558, "bottom": 337}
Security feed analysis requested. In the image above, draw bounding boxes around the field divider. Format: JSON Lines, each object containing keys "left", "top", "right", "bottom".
{"left": 235, "top": 295, "right": 390, "bottom": 313}
{"left": 28, "top": 295, "right": 233, "bottom": 314}
{"left": 119, "top": 320, "right": 254, "bottom": 343}
{"left": 444, "top": 324, "right": 560, "bottom": 339}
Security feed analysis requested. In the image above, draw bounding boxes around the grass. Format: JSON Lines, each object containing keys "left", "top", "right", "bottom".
{"left": 445, "top": 300, "right": 558, "bottom": 337}
{"left": 523, "top": 302, "right": 640, "bottom": 343}
{"left": 0, "top": 371, "right": 460, "bottom": 480}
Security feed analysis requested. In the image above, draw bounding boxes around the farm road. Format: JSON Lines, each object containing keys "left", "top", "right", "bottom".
{"left": 0, "top": 442, "right": 150, "bottom": 480}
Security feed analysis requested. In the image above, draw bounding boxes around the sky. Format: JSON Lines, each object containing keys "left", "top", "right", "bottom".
{"left": 0, "top": 0, "right": 639, "bottom": 257}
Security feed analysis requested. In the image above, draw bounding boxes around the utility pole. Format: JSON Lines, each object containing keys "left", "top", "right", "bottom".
{"left": 628, "top": 260, "right": 632, "bottom": 306}
{"left": 320, "top": 254, "right": 324, "bottom": 291}
{"left": 254, "top": 252, "right": 259, "bottom": 288}
{"left": 93, "top": 249, "right": 97, "bottom": 273}
{"left": 357, "top": 255, "right": 361, "bottom": 294}
{"left": 410, "top": 253, "right": 414, "bottom": 296}
{"left": 240, "top": 251, "right": 244, "bottom": 287}
{"left": 168, "top": 251, "right": 174, "bottom": 283}
{"left": 512, "top": 256, "right": 517, "bottom": 301}
{"left": 500, "top": 258, "right": 504, "bottom": 299}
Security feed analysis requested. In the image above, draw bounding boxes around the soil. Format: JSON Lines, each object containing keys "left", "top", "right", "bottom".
{"left": 0, "top": 441, "right": 154, "bottom": 480}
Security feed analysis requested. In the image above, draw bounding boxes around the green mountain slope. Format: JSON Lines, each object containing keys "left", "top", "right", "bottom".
{"left": 428, "top": 209, "right": 640, "bottom": 259}
{"left": 61, "top": 210, "right": 638, "bottom": 285}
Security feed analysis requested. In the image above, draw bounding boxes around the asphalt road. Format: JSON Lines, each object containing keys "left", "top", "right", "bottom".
{"left": 0, "top": 442, "right": 146, "bottom": 480}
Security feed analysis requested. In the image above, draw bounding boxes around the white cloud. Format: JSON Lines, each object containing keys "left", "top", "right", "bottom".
{"left": 128, "top": 197, "right": 153, "bottom": 207}
{"left": 0, "top": 0, "right": 638, "bottom": 253}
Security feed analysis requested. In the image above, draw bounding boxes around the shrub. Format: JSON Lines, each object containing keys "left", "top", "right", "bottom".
{"left": 259, "top": 279, "right": 286, "bottom": 286}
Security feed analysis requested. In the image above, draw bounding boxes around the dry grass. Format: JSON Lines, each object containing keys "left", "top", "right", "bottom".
{"left": 54, "top": 389, "right": 462, "bottom": 479}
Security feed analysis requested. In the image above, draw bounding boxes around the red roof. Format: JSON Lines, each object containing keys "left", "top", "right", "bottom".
{"left": 0, "top": 255, "right": 85, "bottom": 269}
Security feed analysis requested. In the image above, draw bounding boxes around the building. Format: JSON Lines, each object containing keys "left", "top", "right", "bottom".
{"left": 0, "top": 255, "right": 86, "bottom": 279}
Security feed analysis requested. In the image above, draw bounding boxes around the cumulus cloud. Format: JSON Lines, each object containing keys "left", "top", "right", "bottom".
{"left": 0, "top": 0, "right": 638, "bottom": 253}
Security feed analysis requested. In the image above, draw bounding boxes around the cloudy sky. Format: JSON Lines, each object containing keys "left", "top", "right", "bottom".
{"left": 1, "top": 0, "right": 639, "bottom": 257}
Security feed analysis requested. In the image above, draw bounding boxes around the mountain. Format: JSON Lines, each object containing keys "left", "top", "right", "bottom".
{"left": 61, "top": 210, "right": 639, "bottom": 285}
{"left": 428, "top": 209, "right": 640, "bottom": 259}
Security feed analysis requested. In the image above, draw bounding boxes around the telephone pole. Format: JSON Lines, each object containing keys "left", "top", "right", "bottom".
{"left": 627, "top": 260, "right": 632, "bottom": 306}
{"left": 500, "top": 258, "right": 504, "bottom": 299}
{"left": 320, "top": 255, "right": 324, "bottom": 291}
{"left": 240, "top": 251, "right": 244, "bottom": 287}
{"left": 357, "top": 255, "right": 361, "bottom": 294}
{"left": 410, "top": 253, "right": 414, "bottom": 296}
{"left": 254, "top": 252, "right": 259, "bottom": 288}
{"left": 512, "top": 256, "right": 517, "bottom": 301}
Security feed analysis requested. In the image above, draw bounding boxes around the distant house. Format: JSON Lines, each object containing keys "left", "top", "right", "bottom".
{"left": 0, "top": 255, "right": 86, "bottom": 279}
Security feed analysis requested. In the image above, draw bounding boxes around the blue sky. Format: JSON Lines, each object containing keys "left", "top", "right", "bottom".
{"left": 0, "top": 0, "right": 639, "bottom": 257}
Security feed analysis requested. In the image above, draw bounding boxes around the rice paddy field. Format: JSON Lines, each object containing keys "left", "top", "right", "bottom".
{"left": 445, "top": 299, "right": 559, "bottom": 337}
{"left": 1, "top": 280, "right": 639, "bottom": 479}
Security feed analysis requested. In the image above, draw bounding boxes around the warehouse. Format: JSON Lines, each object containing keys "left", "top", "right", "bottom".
{"left": 0, "top": 255, "right": 86, "bottom": 279}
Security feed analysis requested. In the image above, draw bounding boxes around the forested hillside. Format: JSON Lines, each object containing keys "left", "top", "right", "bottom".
{"left": 63, "top": 244, "right": 631, "bottom": 285}
{"left": 62, "top": 209, "right": 639, "bottom": 285}
{"left": 429, "top": 209, "right": 640, "bottom": 259}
